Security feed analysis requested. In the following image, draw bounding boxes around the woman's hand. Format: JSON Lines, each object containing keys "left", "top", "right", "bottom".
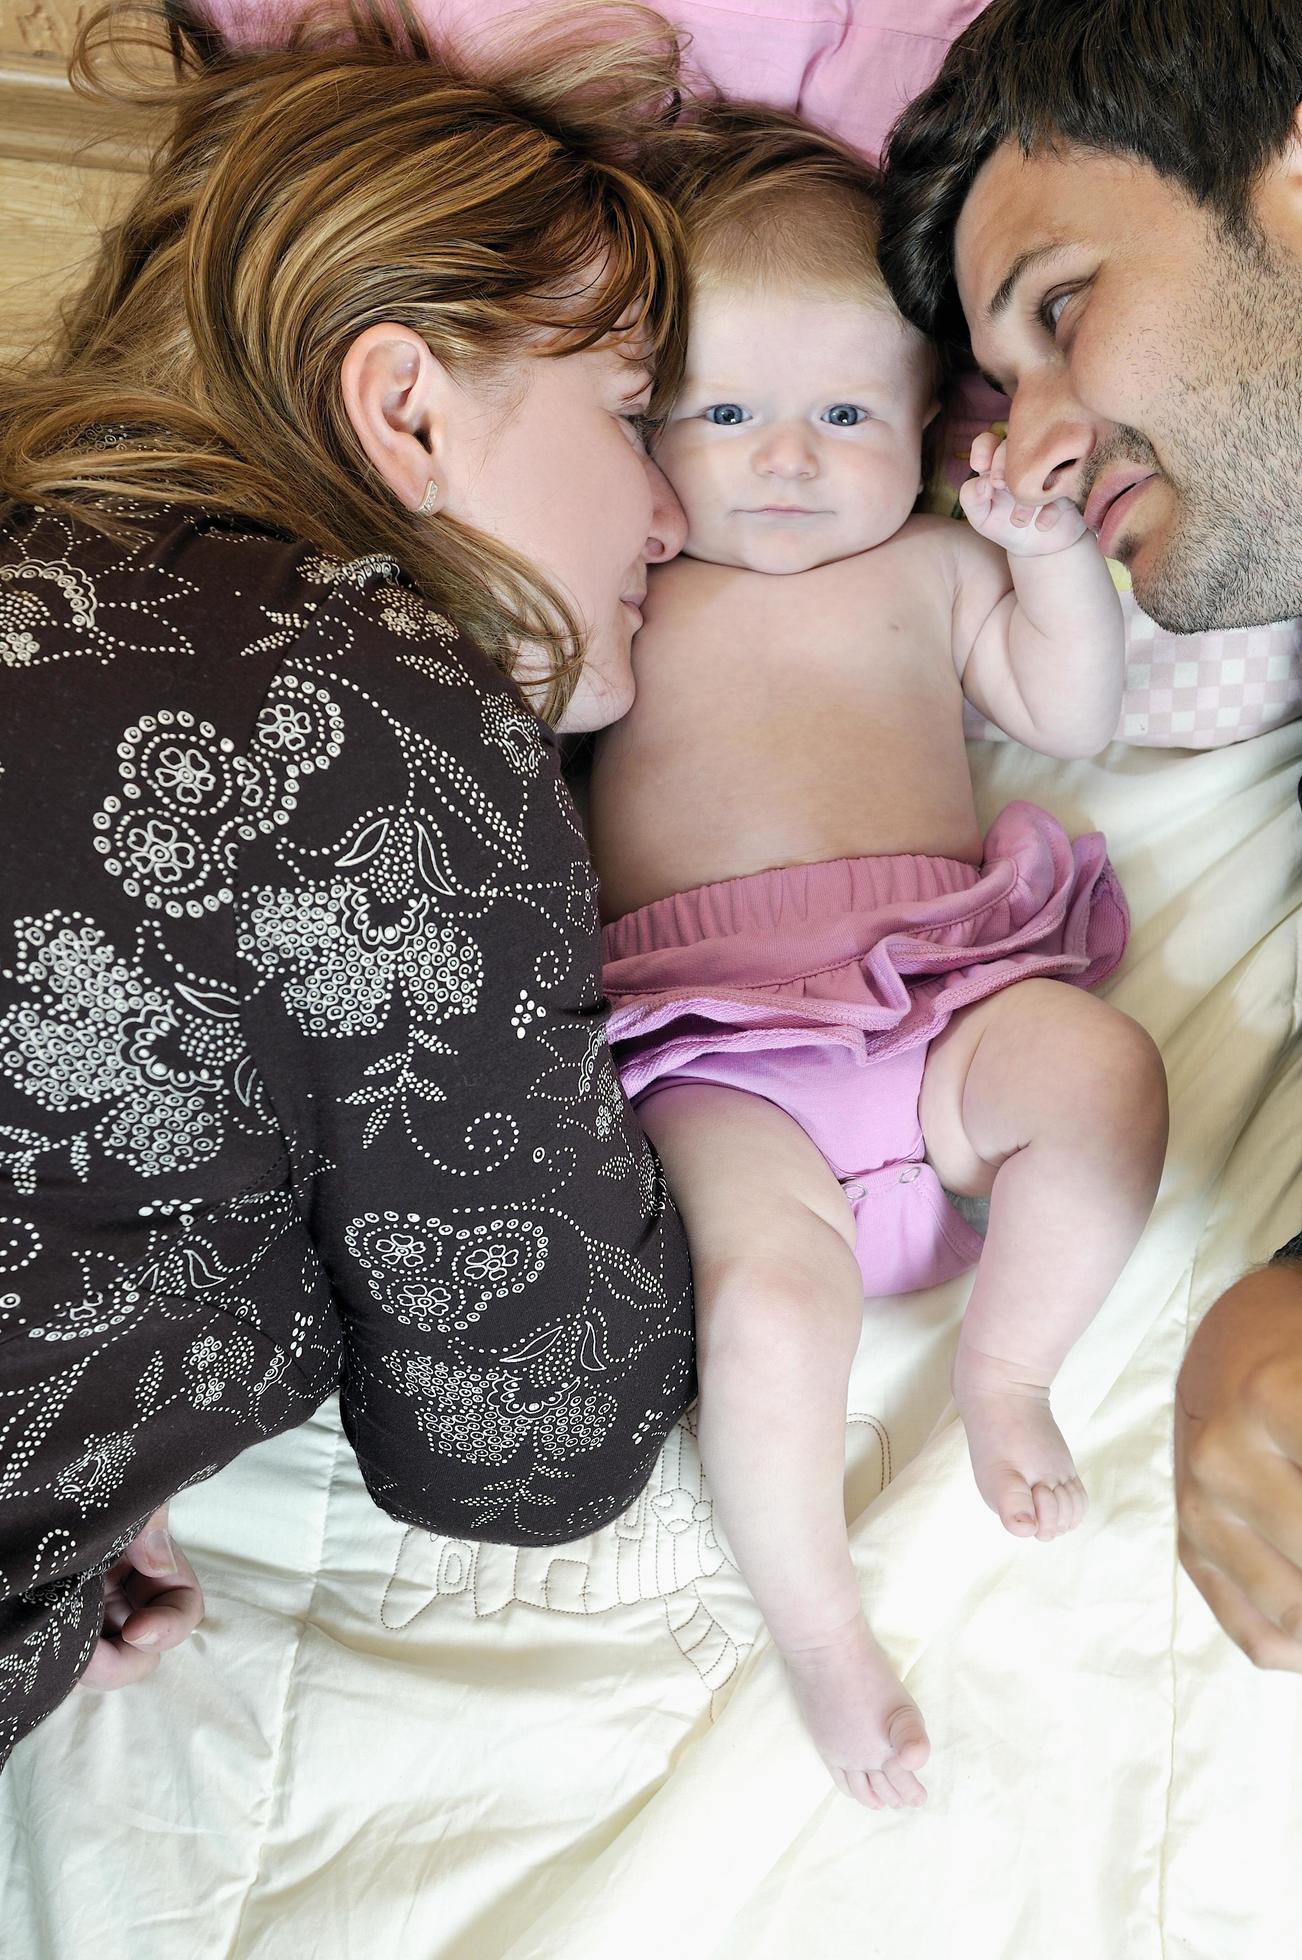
{"left": 76, "top": 1504, "right": 205, "bottom": 1692}
{"left": 1176, "top": 1264, "right": 1302, "bottom": 1671}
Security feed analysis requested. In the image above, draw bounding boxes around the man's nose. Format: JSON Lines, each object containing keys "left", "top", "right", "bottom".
{"left": 1004, "top": 376, "right": 1098, "bottom": 506}
{"left": 751, "top": 424, "right": 817, "bottom": 479}
{"left": 642, "top": 454, "right": 687, "bottom": 562}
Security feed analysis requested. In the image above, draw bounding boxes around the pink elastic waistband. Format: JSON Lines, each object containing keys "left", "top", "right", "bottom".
{"left": 602, "top": 851, "right": 983, "bottom": 963}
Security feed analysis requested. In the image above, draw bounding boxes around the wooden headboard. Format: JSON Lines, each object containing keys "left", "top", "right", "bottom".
{"left": 0, "top": 2, "right": 158, "bottom": 364}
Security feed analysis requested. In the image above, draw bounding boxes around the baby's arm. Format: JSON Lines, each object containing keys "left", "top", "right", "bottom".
{"left": 951, "top": 436, "right": 1125, "bottom": 758}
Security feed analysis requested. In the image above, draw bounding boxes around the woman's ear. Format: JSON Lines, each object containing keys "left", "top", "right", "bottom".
{"left": 339, "top": 324, "right": 452, "bottom": 511}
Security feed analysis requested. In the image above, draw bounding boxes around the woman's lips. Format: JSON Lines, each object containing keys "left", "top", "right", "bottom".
{"left": 1089, "top": 472, "right": 1160, "bottom": 559}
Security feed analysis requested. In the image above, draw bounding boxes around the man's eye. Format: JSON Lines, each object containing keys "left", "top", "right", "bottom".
{"left": 1038, "top": 290, "right": 1072, "bottom": 335}
{"left": 703, "top": 403, "right": 748, "bottom": 426}
{"left": 822, "top": 404, "right": 867, "bottom": 427}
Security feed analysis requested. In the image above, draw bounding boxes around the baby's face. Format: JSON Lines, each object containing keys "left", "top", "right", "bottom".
{"left": 654, "top": 285, "right": 938, "bottom": 574}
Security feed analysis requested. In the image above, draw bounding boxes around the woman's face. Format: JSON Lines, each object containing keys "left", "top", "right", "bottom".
{"left": 437, "top": 340, "right": 687, "bottom": 732}
{"left": 343, "top": 322, "right": 687, "bottom": 731}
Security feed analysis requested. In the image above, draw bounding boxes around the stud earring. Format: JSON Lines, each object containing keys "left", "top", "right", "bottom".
{"left": 417, "top": 478, "right": 439, "bottom": 515}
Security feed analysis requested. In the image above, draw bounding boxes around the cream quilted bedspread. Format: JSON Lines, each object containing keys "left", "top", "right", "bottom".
{"left": 2, "top": 725, "right": 1301, "bottom": 1960}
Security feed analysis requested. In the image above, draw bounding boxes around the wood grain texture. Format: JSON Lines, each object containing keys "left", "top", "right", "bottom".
{"left": 0, "top": 40, "right": 162, "bottom": 363}
{"left": 0, "top": 150, "right": 140, "bottom": 363}
{"left": 0, "top": 0, "right": 92, "bottom": 61}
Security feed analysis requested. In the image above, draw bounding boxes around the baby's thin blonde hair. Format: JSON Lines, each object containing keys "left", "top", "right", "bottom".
{"left": 656, "top": 101, "right": 890, "bottom": 301}
{"left": 0, "top": 1, "right": 691, "bottom": 722}
{"left": 645, "top": 101, "right": 942, "bottom": 423}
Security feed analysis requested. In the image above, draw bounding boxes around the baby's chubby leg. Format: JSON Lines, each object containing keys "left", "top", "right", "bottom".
{"left": 637, "top": 1081, "right": 929, "bottom": 1811}
{"left": 919, "top": 979, "right": 1169, "bottom": 1541}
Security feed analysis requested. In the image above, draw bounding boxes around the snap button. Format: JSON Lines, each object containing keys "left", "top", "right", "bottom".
{"left": 843, "top": 1181, "right": 866, "bottom": 1202}
{"left": 898, "top": 1165, "right": 921, "bottom": 1185}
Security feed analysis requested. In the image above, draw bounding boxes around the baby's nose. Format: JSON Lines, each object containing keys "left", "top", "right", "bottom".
{"left": 753, "top": 426, "right": 817, "bottom": 478}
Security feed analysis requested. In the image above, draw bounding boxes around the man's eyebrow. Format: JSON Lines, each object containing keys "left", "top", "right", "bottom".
{"left": 987, "top": 240, "right": 1073, "bottom": 320}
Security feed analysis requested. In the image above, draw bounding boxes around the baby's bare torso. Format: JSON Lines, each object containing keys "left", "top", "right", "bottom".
{"left": 589, "top": 515, "right": 981, "bottom": 921}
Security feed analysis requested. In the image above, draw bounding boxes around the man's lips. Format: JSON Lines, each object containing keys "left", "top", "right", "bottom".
{"left": 1085, "top": 469, "right": 1160, "bottom": 554}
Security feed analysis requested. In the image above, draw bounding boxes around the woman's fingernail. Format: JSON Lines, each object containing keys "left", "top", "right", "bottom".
{"left": 143, "top": 1530, "right": 178, "bottom": 1574}
{"left": 129, "top": 1627, "right": 160, "bottom": 1647}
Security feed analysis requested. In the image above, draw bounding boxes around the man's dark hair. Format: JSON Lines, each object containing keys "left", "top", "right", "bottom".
{"left": 878, "top": 0, "right": 1302, "bottom": 356}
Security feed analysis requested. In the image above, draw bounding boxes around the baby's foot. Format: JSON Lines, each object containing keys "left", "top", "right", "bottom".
{"left": 780, "top": 1612, "right": 930, "bottom": 1811}
{"left": 952, "top": 1344, "right": 1089, "bottom": 1542}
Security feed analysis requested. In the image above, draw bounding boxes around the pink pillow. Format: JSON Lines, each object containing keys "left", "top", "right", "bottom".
{"left": 201, "top": 0, "right": 981, "bottom": 159}
{"left": 201, "top": 0, "right": 1302, "bottom": 749}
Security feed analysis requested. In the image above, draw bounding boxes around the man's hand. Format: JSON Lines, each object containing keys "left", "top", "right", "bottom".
{"left": 1176, "top": 1264, "right": 1302, "bottom": 1670}
{"left": 76, "top": 1503, "right": 205, "bottom": 1692}
{"left": 959, "top": 432, "right": 1089, "bottom": 558}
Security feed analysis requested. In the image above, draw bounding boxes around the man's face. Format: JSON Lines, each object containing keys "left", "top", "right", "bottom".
{"left": 953, "top": 137, "right": 1302, "bottom": 631}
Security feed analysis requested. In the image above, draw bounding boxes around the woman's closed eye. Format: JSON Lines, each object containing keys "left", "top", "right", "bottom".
{"left": 822, "top": 403, "right": 869, "bottom": 427}
{"left": 620, "top": 411, "right": 657, "bottom": 446}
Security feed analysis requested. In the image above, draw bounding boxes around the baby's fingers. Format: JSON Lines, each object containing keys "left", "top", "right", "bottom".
{"left": 968, "top": 429, "right": 999, "bottom": 475}
{"left": 957, "top": 473, "right": 994, "bottom": 523}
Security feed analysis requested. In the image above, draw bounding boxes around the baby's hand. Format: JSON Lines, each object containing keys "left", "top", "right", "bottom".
{"left": 959, "top": 435, "right": 1088, "bottom": 558}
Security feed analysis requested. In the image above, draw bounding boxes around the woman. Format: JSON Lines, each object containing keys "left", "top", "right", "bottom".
{"left": 0, "top": 1, "right": 696, "bottom": 1765}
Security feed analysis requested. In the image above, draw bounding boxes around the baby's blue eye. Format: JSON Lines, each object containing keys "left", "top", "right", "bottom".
{"left": 823, "top": 404, "right": 868, "bottom": 427}
{"left": 703, "top": 403, "right": 748, "bottom": 426}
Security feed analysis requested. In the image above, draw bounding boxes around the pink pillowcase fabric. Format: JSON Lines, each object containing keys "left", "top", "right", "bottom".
{"left": 203, "top": 0, "right": 1302, "bottom": 750}
{"left": 961, "top": 603, "right": 1302, "bottom": 749}
{"left": 202, "top": 0, "right": 983, "bottom": 161}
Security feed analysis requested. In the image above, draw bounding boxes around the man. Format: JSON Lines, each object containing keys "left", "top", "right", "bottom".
{"left": 877, "top": 0, "right": 1302, "bottom": 1672}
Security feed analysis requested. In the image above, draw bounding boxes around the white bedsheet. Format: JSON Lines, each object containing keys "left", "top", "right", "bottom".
{"left": 2, "top": 726, "right": 1300, "bottom": 1960}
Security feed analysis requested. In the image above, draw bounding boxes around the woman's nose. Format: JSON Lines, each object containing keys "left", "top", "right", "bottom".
{"left": 1004, "top": 378, "right": 1097, "bottom": 506}
{"left": 643, "top": 455, "right": 687, "bottom": 562}
{"left": 752, "top": 425, "right": 817, "bottom": 479}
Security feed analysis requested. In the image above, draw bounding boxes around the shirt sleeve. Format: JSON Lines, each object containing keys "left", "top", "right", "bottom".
{"left": 231, "top": 568, "right": 695, "bottom": 1543}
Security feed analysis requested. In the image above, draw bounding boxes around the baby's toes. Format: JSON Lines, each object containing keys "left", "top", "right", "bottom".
{"left": 882, "top": 1755, "right": 928, "bottom": 1808}
{"left": 1059, "top": 1477, "right": 1089, "bottom": 1534}
{"left": 1032, "top": 1482, "right": 1064, "bottom": 1540}
{"left": 868, "top": 1768, "right": 903, "bottom": 1809}
{"left": 886, "top": 1704, "right": 931, "bottom": 1772}
{"left": 990, "top": 1465, "right": 1039, "bottom": 1536}
{"left": 840, "top": 1768, "right": 884, "bottom": 1811}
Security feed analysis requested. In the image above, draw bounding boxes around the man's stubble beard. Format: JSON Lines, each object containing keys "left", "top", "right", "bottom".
{"left": 1132, "top": 235, "right": 1302, "bottom": 633}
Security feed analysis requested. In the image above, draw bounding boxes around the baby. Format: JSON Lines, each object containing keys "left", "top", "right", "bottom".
{"left": 587, "top": 106, "right": 1168, "bottom": 1812}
